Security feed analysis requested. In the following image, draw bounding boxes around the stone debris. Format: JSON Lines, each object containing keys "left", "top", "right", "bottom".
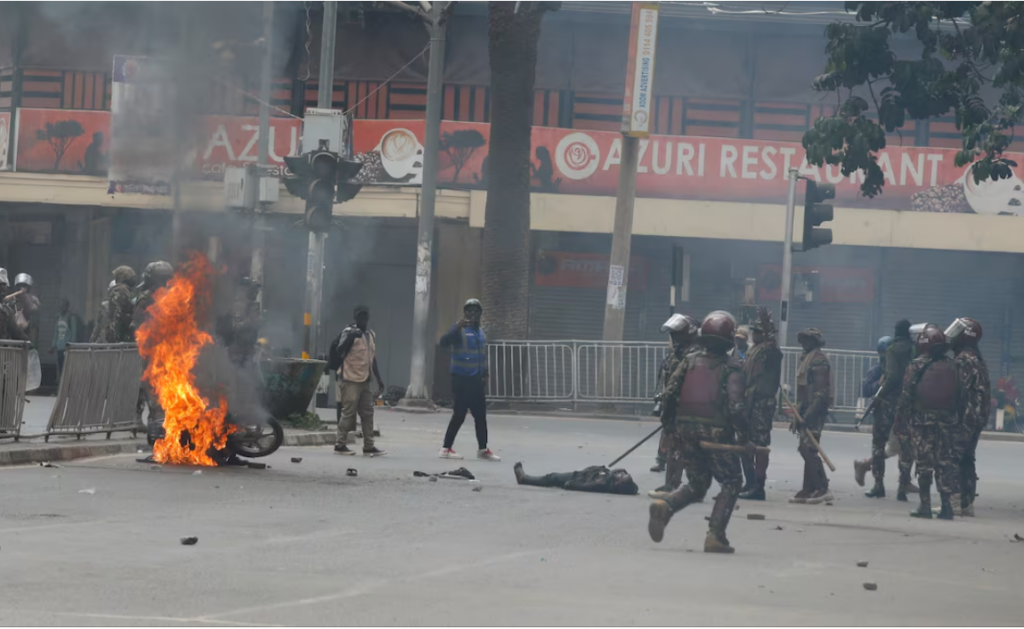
{"left": 775, "top": 525, "right": 784, "bottom": 530}
{"left": 247, "top": 462, "right": 267, "bottom": 470}
{"left": 39, "top": 462, "right": 60, "bottom": 468}
{"left": 1013, "top": 533, "right": 1023, "bottom": 542}
{"left": 180, "top": 537, "right": 198, "bottom": 546}
{"left": 746, "top": 513, "right": 765, "bottom": 520}
{"left": 346, "top": 468, "right": 358, "bottom": 477}
{"left": 78, "top": 488, "right": 96, "bottom": 495}
{"left": 291, "top": 457, "right": 303, "bottom": 464}
{"left": 472, "top": 486, "right": 483, "bottom": 492}
{"left": 192, "top": 470, "right": 202, "bottom": 476}
{"left": 857, "top": 561, "right": 869, "bottom": 568}
{"left": 863, "top": 582, "right": 878, "bottom": 591}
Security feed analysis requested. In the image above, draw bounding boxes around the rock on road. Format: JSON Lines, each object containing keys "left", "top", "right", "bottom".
{"left": 1, "top": 412, "right": 1022, "bottom": 626}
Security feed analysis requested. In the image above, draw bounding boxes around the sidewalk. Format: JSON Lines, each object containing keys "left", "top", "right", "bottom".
{"left": 0, "top": 395, "right": 336, "bottom": 466}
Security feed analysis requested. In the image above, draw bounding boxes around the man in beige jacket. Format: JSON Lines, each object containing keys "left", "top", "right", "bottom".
{"left": 329, "top": 305, "right": 387, "bottom": 456}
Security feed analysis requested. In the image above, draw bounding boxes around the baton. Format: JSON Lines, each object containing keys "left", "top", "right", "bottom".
{"left": 2, "top": 288, "right": 26, "bottom": 302}
{"left": 781, "top": 390, "right": 837, "bottom": 472}
{"left": 607, "top": 424, "right": 663, "bottom": 468}
{"left": 699, "top": 441, "right": 770, "bottom": 454}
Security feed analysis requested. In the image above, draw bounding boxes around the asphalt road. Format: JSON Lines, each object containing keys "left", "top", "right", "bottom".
{"left": 2, "top": 411, "right": 1023, "bottom": 626}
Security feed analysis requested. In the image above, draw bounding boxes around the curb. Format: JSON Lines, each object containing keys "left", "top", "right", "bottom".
{"left": 283, "top": 432, "right": 335, "bottom": 446}
{"left": 0, "top": 441, "right": 142, "bottom": 467}
{"left": 0, "top": 431, "right": 340, "bottom": 467}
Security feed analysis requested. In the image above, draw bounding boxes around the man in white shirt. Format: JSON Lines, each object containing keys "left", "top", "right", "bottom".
{"left": 329, "top": 305, "right": 386, "bottom": 456}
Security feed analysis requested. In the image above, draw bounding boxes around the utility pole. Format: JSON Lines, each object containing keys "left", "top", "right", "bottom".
{"left": 778, "top": 168, "right": 798, "bottom": 346}
{"left": 251, "top": 0, "right": 273, "bottom": 301}
{"left": 602, "top": 3, "right": 658, "bottom": 343}
{"left": 302, "top": 0, "right": 336, "bottom": 367}
{"left": 601, "top": 134, "right": 639, "bottom": 342}
{"left": 405, "top": 0, "right": 445, "bottom": 400}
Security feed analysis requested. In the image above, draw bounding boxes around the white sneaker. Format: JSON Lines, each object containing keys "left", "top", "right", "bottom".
{"left": 478, "top": 448, "right": 501, "bottom": 461}
{"left": 439, "top": 448, "right": 463, "bottom": 459}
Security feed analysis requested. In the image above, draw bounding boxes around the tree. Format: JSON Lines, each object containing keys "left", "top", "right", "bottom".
{"left": 482, "top": 1, "right": 559, "bottom": 340}
{"left": 37, "top": 120, "right": 85, "bottom": 170}
{"left": 440, "top": 129, "right": 487, "bottom": 182}
{"left": 803, "top": 2, "right": 1023, "bottom": 197}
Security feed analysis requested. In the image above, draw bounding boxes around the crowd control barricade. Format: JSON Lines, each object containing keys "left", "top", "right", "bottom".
{"left": 46, "top": 342, "right": 144, "bottom": 440}
{"left": 0, "top": 340, "right": 30, "bottom": 440}
{"left": 485, "top": 340, "right": 877, "bottom": 413}
{"left": 487, "top": 341, "right": 576, "bottom": 403}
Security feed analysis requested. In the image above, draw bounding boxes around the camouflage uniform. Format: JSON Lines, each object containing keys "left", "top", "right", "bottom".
{"left": 103, "top": 266, "right": 137, "bottom": 344}
{"left": 227, "top": 297, "right": 262, "bottom": 367}
{"left": 89, "top": 300, "right": 110, "bottom": 343}
{"left": 132, "top": 285, "right": 164, "bottom": 441}
{"left": 953, "top": 347, "right": 990, "bottom": 512}
{"left": 794, "top": 331, "right": 832, "bottom": 501}
{"left": 739, "top": 334, "right": 781, "bottom": 497}
{"left": 896, "top": 354, "right": 961, "bottom": 501}
{"left": 872, "top": 336, "right": 915, "bottom": 489}
{"left": 743, "top": 338, "right": 782, "bottom": 447}
{"left": 655, "top": 341, "right": 696, "bottom": 481}
{"left": 650, "top": 342, "right": 748, "bottom": 551}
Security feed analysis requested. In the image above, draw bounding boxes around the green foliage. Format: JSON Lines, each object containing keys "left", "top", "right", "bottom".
{"left": 805, "top": 1, "right": 1023, "bottom": 197}
{"left": 283, "top": 411, "right": 325, "bottom": 431}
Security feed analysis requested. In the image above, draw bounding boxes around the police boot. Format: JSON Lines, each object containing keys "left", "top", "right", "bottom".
{"left": 704, "top": 492, "right": 738, "bottom": 554}
{"left": 648, "top": 485, "right": 701, "bottom": 543}
{"left": 865, "top": 480, "right": 886, "bottom": 499}
{"left": 896, "top": 470, "right": 911, "bottom": 502}
{"left": 910, "top": 476, "right": 933, "bottom": 519}
{"left": 650, "top": 458, "right": 666, "bottom": 473}
{"left": 936, "top": 493, "right": 957, "bottom": 520}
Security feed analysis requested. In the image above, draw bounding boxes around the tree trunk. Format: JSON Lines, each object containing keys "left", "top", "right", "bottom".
{"left": 482, "top": 2, "right": 544, "bottom": 341}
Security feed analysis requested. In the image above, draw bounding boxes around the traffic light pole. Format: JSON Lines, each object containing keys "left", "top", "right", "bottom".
{"left": 778, "top": 168, "right": 798, "bottom": 346}
{"left": 251, "top": 0, "right": 273, "bottom": 305}
{"left": 303, "top": 0, "right": 336, "bottom": 374}
{"left": 405, "top": 1, "right": 445, "bottom": 400}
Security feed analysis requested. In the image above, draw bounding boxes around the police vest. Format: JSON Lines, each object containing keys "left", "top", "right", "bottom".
{"left": 678, "top": 355, "right": 730, "bottom": 428}
{"left": 450, "top": 326, "right": 487, "bottom": 377}
{"left": 914, "top": 359, "right": 957, "bottom": 412}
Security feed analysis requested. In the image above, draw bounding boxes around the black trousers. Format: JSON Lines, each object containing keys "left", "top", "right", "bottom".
{"left": 519, "top": 472, "right": 573, "bottom": 488}
{"left": 443, "top": 374, "right": 488, "bottom": 450}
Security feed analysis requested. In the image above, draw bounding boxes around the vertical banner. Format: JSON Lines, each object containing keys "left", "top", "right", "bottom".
{"left": 0, "top": 111, "right": 11, "bottom": 171}
{"left": 621, "top": 3, "right": 659, "bottom": 138}
{"left": 108, "top": 55, "right": 176, "bottom": 195}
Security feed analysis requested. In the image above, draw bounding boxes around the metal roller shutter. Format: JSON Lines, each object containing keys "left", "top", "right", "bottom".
{"left": 879, "top": 248, "right": 1020, "bottom": 378}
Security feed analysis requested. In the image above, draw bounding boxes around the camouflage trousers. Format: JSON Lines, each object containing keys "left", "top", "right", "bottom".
{"left": 871, "top": 398, "right": 914, "bottom": 483}
{"left": 798, "top": 408, "right": 829, "bottom": 492}
{"left": 747, "top": 395, "right": 776, "bottom": 447}
{"left": 657, "top": 424, "right": 686, "bottom": 488}
{"left": 675, "top": 422, "right": 742, "bottom": 498}
{"left": 953, "top": 418, "right": 985, "bottom": 505}
{"left": 137, "top": 379, "right": 165, "bottom": 443}
{"left": 910, "top": 420, "right": 959, "bottom": 495}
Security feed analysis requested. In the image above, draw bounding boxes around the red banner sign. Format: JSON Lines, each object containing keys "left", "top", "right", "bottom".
{"left": 14, "top": 108, "right": 301, "bottom": 179}
{"left": 757, "top": 265, "right": 875, "bottom": 304}
{"left": 352, "top": 119, "right": 1024, "bottom": 214}
{"left": 535, "top": 251, "right": 649, "bottom": 291}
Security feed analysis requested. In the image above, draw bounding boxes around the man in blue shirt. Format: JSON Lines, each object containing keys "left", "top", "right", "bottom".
{"left": 438, "top": 298, "right": 500, "bottom": 461}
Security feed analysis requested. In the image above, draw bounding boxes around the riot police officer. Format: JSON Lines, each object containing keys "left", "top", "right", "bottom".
{"left": 647, "top": 310, "right": 751, "bottom": 554}
{"left": 896, "top": 324, "right": 962, "bottom": 520}
{"left": 649, "top": 313, "right": 700, "bottom": 499}
{"left": 947, "top": 318, "right": 990, "bottom": 517}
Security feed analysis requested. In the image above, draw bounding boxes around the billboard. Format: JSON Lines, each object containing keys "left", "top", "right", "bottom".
{"left": 15, "top": 108, "right": 301, "bottom": 181}
{"left": 351, "top": 119, "right": 1024, "bottom": 214}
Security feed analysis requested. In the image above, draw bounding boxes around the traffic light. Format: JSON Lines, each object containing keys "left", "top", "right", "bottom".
{"left": 335, "top": 159, "right": 363, "bottom": 203}
{"left": 801, "top": 180, "right": 834, "bottom": 252}
{"left": 283, "top": 149, "right": 364, "bottom": 232}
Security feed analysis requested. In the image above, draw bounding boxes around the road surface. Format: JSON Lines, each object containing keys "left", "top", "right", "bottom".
{"left": 2, "top": 411, "right": 1022, "bottom": 626}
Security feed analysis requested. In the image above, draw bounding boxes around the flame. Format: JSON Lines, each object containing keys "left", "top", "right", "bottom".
{"left": 136, "top": 253, "right": 233, "bottom": 466}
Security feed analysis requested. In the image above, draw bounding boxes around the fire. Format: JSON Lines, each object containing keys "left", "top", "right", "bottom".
{"left": 136, "top": 253, "right": 233, "bottom": 466}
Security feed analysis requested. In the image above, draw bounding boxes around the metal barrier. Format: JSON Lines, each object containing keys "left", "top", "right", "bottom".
{"left": 486, "top": 339, "right": 877, "bottom": 411}
{"left": 0, "top": 340, "right": 30, "bottom": 440}
{"left": 46, "top": 343, "right": 145, "bottom": 440}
